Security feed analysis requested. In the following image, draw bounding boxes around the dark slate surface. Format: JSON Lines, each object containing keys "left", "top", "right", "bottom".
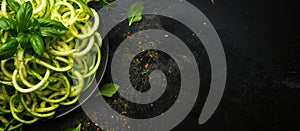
{"left": 24, "top": 0, "right": 300, "bottom": 130}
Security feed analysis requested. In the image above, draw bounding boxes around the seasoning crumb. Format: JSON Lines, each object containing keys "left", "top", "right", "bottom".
{"left": 164, "top": 34, "right": 169, "bottom": 38}
{"left": 145, "top": 63, "right": 149, "bottom": 69}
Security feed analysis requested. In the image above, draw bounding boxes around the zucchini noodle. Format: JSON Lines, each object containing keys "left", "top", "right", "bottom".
{"left": 0, "top": 0, "right": 102, "bottom": 130}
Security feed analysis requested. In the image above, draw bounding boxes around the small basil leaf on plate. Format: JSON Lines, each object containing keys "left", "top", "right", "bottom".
{"left": 30, "top": 34, "right": 44, "bottom": 56}
{"left": 126, "top": 2, "right": 144, "bottom": 26}
{"left": 16, "top": 2, "right": 33, "bottom": 32}
{"left": 98, "top": 83, "right": 120, "bottom": 97}
{"left": 0, "top": 38, "right": 18, "bottom": 60}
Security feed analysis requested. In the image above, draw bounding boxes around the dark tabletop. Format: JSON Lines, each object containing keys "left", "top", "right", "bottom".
{"left": 23, "top": 0, "right": 300, "bottom": 130}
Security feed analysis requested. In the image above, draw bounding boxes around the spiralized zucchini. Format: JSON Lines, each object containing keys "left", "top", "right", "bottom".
{"left": 0, "top": 0, "right": 101, "bottom": 130}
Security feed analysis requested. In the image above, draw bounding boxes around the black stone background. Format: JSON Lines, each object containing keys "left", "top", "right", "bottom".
{"left": 24, "top": 0, "right": 300, "bottom": 130}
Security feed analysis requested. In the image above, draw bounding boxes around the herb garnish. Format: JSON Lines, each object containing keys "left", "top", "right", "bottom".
{"left": 97, "top": 83, "right": 120, "bottom": 97}
{"left": 0, "top": 1, "right": 68, "bottom": 59}
{"left": 126, "top": 2, "right": 144, "bottom": 26}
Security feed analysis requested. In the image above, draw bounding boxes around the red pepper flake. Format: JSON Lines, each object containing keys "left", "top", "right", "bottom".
{"left": 127, "top": 32, "right": 131, "bottom": 35}
{"left": 145, "top": 63, "right": 149, "bottom": 69}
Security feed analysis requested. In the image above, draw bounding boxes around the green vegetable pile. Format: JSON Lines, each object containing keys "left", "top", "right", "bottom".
{"left": 0, "top": 0, "right": 102, "bottom": 130}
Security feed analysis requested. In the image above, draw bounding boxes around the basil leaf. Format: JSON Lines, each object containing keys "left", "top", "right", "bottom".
{"left": 39, "top": 27, "right": 68, "bottom": 37}
{"left": 0, "top": 18, "right": 10, "bottom": 30}
{"left": 30, "top": 34, "right": 44, "bottom": 56}
{"left": 27, "top": 18, "right": 40, "bottom": 33}
{"left": 129, "top": 16, "right": 142, "bottom": 26}
{"left": 37, "top": 18, "right": 68, "bottom": 37}
{"left": 98, "top": 83, "right": 120, "bottom": 97}
{"left": 17, "top": 32, "right": 32, "bottom": 48}
{"left": 126, "top": 2, "right": 144, "bottom": 26}
{"left": 7, "top": 0, "right": 20, "bottom": 12}
{"left": 16, "top": 2, "right": 33, "bottom": 32}
{"left": 0, "top": 18, "right": 17, "bottom": 36}
{"left": 6, "top": 18, "right": 17, "bottom": 31}
{"left": 65, "top": 123, "right": 81, "bottom": 131}
{"left": 37, "top": 18, "right": 67, "bottom": 30}
{"left": 0, "top": 38, "right": 18, "bottom": 60}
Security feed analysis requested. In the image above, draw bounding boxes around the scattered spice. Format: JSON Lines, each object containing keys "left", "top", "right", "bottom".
{"left": 145, "top": 63, "right": 149, "bottom": 69}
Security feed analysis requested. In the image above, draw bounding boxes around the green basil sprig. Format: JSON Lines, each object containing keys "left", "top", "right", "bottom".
{"left": 0, "top": 1, "right": 68, "bottom": 60}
